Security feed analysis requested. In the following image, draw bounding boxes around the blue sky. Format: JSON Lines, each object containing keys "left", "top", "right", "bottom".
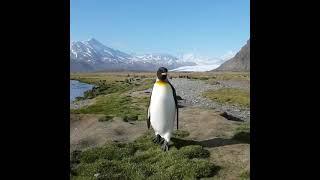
{"left": 71, "top": 0, "right": 249, "bottom": 59}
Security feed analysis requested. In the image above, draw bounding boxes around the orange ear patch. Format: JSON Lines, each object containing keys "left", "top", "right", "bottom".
{"left": 155, "top": 80, "right": 168, "bottom": 86}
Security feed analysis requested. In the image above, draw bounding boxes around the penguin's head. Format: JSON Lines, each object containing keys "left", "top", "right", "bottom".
{"left": 157, "top": 67, "right": 168, "bottom": 81}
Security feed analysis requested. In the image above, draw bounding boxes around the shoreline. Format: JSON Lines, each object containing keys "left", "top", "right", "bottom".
{"left": 70, "top": 98, "right": 95, "bottom": 110}
{"left": 70, "top": 80, "right": 95, "bottom": 109}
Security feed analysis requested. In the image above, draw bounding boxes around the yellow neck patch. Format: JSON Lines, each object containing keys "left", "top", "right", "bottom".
{"left": 155, "top": 80, "right": 168, "bottom": 86}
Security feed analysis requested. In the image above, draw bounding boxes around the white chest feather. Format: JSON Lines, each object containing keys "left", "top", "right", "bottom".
{"left": 149, "top": 82, "right": 176, "bottom": 135}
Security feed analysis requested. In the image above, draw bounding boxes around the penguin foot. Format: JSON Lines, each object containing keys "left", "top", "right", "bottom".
{"left": 153, "top": 134, "right": 162, "bottom": 144}
{"left": 159, "top": 138, "right": 165, "bottom": 145}
{"left": 161, "top": 141, "right": 169, "bottom": 151}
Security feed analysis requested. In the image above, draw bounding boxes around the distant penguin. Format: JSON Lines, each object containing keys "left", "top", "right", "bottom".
{"left": 147, "top": 67, "right": 178, "bottom": 151}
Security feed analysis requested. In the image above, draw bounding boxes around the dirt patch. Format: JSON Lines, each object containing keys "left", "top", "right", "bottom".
{"left": 70, "top": 114, "right": 147, "bottom": 152}
{"left": 178, "top": 107, "right": 238, "bottom": 139}
{"left": 210, "top": 144, "right": 250, "bottom": 180}
{"left": 71, "top": 107, "right": 243, "bottom": 150}
{"left": 177, "top": 107, "right": 250, "bottom": 179}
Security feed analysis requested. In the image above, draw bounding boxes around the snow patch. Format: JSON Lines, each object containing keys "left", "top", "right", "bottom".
{"left": 170, "top": 64, "right": 220, "bottom": 72}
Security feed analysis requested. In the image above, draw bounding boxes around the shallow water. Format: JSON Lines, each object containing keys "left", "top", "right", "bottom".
{"left": 70, "top": 80, "right": 94, "bottom": 102}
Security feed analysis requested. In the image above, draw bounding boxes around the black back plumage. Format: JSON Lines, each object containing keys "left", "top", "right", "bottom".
{"left": 168, "top": 81, "right": 179, "bottom": 130}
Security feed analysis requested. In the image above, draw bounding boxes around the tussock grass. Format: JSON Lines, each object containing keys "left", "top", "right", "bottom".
{"left": 232, "top": 122, "right": 250, "bottom": 143}
{"left": 179, "top": 72, "right": 249, "bottom": 83}
{"left": 71, "top": 93, "right": 149, "bottom": 121}
{"left": 202, "top": 88, "right": 250, "bottom": 108}
{"left": 172, "top": 130, "right": 190, "bottom": 138}
{"left": 239, "top": 170, "right": 250, "bottom": 180}
{"left": 71, "top": 132, "right": 220, "bottom": 180}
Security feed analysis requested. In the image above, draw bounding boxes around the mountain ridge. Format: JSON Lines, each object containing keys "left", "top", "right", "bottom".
{"left": 70, "top": 38, "right": 196, "bottom": 72}
{"left": 214, "top": 40, "right": 250, "bottom": 71}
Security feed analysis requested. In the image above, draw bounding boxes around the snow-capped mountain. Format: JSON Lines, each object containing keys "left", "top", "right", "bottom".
{"left": 70, "top": 38, "right": 195, "bottom": 72}
{"left": 70, "top": 38, "right": 131, "bottom": 65}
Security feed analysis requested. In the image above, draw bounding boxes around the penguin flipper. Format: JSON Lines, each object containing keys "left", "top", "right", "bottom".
{"left": 147, "top": 83, "right": 154, "bottom": 129}
{"left": 168, "top": 81, "right": 179, "bottom": 130}
{"left": 147, "top": 107, "right": 151, "bottom": 129}
{"left": 176, "top": 106, "right": 179, "bottom": 130}
{"left": 147, "top": 117, "right": 150, "bottom": 129}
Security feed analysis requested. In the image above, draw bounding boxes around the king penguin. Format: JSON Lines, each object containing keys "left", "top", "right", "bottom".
{"left": 147, "top": 67, "right": 178, "bottom": 151}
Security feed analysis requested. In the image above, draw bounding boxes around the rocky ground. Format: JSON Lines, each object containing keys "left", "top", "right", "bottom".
{"left": 70, "top": 114, "right": 146, "bottom": 152}
{"left": 70, "top": 98, "right": 96, "bottom": 110}
{"left": 145, "top": 78, "right": 250, "bottom": 121}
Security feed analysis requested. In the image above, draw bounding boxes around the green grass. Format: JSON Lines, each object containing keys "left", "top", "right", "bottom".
{"left": 239, "top": 170, "right": 250, "bottom": 180}
{"left": 232, "top": 122, "right": 250, "bottom": 143}
{"left": 75, "top": 80, "right": 136, "bottom": 101}
{"left": 172, "top": 130, "right": 190, "bottom": 138}
{"left": 202, "top": 88, "right": 250, "bottom": 108}
{"left": 72, "top": 74, "right": 154, "bottom": 101}
{"left": 71, "top": 73, "right": 153, "bottom": 121}
{"left": 71, "top": 132, "right": 220, "bottom": 180}
{"left": 132, "top": 78, "right": 155, "bottom": 91}
{"left": 71, "top": 93, "right": 149, "bottom": 121}
{"left": 212, "top": 73, "right": 250, "bottom": 81}
{"left": 187, "top": 72, "right": 250, "bottom": 82}
{"left": 190, "top": 76, "right": 210, "bottom": 81}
